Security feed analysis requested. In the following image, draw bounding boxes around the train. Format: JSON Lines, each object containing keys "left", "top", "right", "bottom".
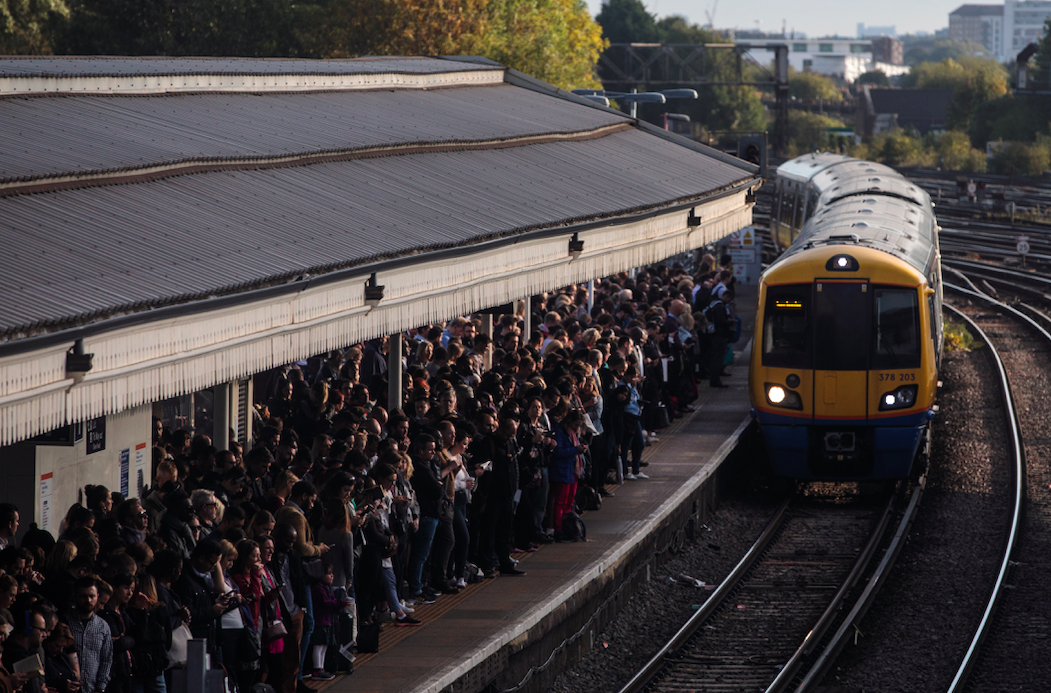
{"left": 749, "top": 153, "right": 944, "bottom": 480}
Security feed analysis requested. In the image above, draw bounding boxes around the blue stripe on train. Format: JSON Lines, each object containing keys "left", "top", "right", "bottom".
{"left": 759, "top": 420, "right": 926, "bottom": 480}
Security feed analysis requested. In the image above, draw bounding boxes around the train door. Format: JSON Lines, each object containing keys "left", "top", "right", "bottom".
{"left": 812, "top": 280, "right": 870, "bottom": 422}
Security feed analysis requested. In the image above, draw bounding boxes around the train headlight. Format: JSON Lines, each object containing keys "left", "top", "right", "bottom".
{"left": 879, "top": 385, "right": 918, "bottom": 411}
{"left": 765, "top": 383, "right": 803, "bottom": 410}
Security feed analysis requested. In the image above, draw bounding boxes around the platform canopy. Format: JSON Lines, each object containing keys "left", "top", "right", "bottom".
{"left": 0, "top": 55, "right": 759, "bottom": 446}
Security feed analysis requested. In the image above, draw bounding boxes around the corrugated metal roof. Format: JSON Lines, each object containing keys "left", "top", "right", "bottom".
{"left": 0, "top": 128, "right": 750, "bottom": 338}
{"left": 0, "top": 85, "right": 628, "bottom": 182}
{"left": 0, "top": 56, "right": 494, "bottom": 78}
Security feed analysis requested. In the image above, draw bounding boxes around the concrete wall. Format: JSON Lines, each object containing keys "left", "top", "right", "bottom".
{"left": 4, "top": 404, "right": 152, "bottom": 540}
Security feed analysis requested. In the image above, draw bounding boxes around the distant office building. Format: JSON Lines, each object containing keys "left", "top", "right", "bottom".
{"left": 1004, "top": 0, "right": 1051, "bottom": 54}
{"left": 949, "top": 5, "right": 1004, "bottom": 56}
{"left": 871, "top": 36, "right": 905, "bottom": 64}
{"left": 735, "top": 37, "right": 909, "bottom": 83}
{"left": 858, "top": 23, "right": 897, "bottom": 37}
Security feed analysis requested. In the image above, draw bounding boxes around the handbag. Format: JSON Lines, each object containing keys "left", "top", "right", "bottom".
{"left": 723, "top": 344, "right": 735, "bottom": 367}
{"left": 356, "top": 622, "right": 380, "bottom": 653}
{"left": 262, "top": 619, "right": 287, "bottom": 643}
{"left": 166, "top": 622, "right": 192, "bottom": 669}
{"left": 236, "top": 626, "right": 262, "bottom": 661}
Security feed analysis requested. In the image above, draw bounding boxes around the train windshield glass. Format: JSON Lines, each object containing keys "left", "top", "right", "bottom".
{"left": 871, "top": 287, "right": 921, "bottom": 369}
{"left": 814, "top": 282, "right": 870, "bottom": 370}
{"left": 762, "top": 285, "right": 811, "bottom": 368}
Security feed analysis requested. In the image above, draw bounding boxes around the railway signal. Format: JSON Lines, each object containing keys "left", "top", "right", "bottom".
{"left": 1017, "top": 235, "right": 1030, "bottom": 267}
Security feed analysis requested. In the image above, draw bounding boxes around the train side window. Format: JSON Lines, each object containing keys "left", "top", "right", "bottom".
{"left": 872, "top": 287, "right": 921, "bottom": 369}
{"left": 763, "top": 285, "right": 811, "bottom": 368}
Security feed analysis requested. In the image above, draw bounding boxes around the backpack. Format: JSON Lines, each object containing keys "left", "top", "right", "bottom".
{"left": 575, "top": 484, "right": 602, "bottom": 512}
{"left": 702, "top": 300, "right": 722, "bottom": 334}
{"left": 559, "top": 512, "right": 587, "bottom": 542}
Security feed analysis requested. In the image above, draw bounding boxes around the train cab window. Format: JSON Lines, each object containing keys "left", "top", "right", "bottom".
{"left": 871, "top": 287, "right": 921, "bottom": 369}
{"left": 814, "top": 282, "right": 870, "bottom": 370}
{"left": 763, "top": 285, "right": 811, "bottom": 368}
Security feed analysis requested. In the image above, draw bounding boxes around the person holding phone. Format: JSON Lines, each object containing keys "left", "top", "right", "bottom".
{"left": 548, "top": 409, "right": 588, "bottom": 541}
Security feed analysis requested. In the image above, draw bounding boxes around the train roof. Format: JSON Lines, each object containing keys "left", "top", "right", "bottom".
{"left": 775, "top": 152, "right": 854, "bottom": 184}
{"left": 780, "top": 195, "right": 938, "bottom": 277}
{"left": 810, "top": 160, "right": 923, "bottom": 204}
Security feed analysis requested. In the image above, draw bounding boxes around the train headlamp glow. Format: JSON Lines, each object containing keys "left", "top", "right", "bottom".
{"left": 825, "top": 254, "right": 859, "bottom": 271}
{"left": 765, "top": 383, "right": 803, "bottom": 410}
{"left": 879, "top": 385, "right": 918, "bottom": 411}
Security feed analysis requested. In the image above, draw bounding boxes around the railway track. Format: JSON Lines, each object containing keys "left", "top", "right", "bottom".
{"left": 942, "top": 282, "right": 1049, "bottom": 691}
{"left": 617, "top": 484, "right": 923, "bottom": 693}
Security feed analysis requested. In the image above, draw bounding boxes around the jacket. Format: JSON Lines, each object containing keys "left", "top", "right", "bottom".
{"left": 548, "top": 425, "right": 582, "bottom": 484}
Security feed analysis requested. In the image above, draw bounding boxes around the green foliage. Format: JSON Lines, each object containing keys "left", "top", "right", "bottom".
{"left": 595, "top": 0, "right": 656, "bottom": 43}
{"left": 988, "top": 137, "right": 1051, "bottom": 176}
{"left": 785, "top": 111, "right": 844, "bottom": 157}
{"left": 927, "top": 131, "right": 987, "bottom": 172}
{"left": 55, "top": 0, "right": 299, "bottom": 55}
{"left": 788, "top": 70, "right": 842, "bottom": 103}
{"left": 901, "top": 36, "right": 989, "bottom": 66}
{"left": 0, "top": 0, "right": 67, "bottom": 53}
{"left": 479, "top": 0, "right": 606, "bottom": 90}
{"left": 856, "top": 130, "right": 929, "bottom": 167}
{"left": 969, "top": 93, "right": 1051, "bottom": 146}
{"left": 902, "top": 56, "right": 1008, "bottom": 130}
{"left": 1030, "top": 18, "right": 1051, "bottom": 87}
{"left": 654, "top": 14, "right": 716, "bottom": 44}
{"left": 857, "top": 70, "right": 890, "bottom": 87}
{"left": 944, "top": 321, "right": 982, "bottom": 352}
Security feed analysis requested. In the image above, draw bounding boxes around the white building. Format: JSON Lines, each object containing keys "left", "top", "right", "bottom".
{"left": 948, "top": 5, "right": 1004, "bottom": 57}
{"left": 1005, "top": 0, "right": 1051, "bottom": 55}
{"left": 736, "top": 38, "right": 910, "bottom": 83}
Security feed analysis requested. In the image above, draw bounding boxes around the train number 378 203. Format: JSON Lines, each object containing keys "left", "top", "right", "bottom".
{"left": 878, "top": 373, "right": 916, "bottom": 382}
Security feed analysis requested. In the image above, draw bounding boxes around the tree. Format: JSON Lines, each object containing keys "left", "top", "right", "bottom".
{"left": 478, "top": 0, "right": 606, "bottom": 89}
{"left": 1, "top": 0, "right": 67, "bottom": 53}
{"left": 786, "top": 111, "right": 842, "bottom": 156}
{"left": 1030, "top": 18, "right": 1051, "bottom": 87}
{"left": 595, "top": 0, "right": 657, "bottom": 43}
{"left": 927, "top": 130, "right": 987, "bottom": 172}
{"left": 901, "top": 36, "right": 989, "bottom": 66}
{"left": 989, "top": 139, "right": 1051, "bottom": 176}
{"left": 789, "top": 70, "right": 843, "bottom": 103}
{"left": 859, "top": 130, "right": 929, "bottom": 167}
{"left": 902, "top": 56, "right": 1008, "bottom": 130}
{"left": 857, "top": 70, "right": 890, "bottom": 87}
{"left": 55, "top": 0, "right": 299, "bottom": 55}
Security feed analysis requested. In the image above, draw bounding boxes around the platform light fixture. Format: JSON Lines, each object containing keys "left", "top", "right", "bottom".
{"left": 364, "top": 273, "right": 384, "bottom": 310}
{"left": 569, "top": 233, "right": 585, "bottom": 261}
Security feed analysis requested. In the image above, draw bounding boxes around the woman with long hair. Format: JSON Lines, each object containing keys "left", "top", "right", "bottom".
{"left": 126, "top": 573, "right": 172, "bottom": 693}
{"left": 547, "top": 409, "right": 588, "bottom": 539}
{"left": 255, "top": 535, "right": 284, "bottom": 687}
{"left": 246, "top": 510, "right": 276, "bottom": 540}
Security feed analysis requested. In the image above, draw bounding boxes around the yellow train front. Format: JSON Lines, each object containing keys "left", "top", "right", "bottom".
{"left": 750, "top": 157, "right": 942, "bottom": 480}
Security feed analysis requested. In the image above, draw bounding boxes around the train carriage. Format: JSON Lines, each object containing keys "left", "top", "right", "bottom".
{"left": 751, "top": 154, "right": 943, "bottom": 480}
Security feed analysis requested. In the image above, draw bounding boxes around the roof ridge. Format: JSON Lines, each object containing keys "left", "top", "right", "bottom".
{"left": 0, "top": 123, "right": 635, "bottom": 197}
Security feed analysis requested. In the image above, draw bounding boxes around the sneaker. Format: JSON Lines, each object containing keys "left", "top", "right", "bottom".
{"left": 639, "top": 460, "right": 649, "bottom": 466}
{"left": 395, "top": 615, "right": 422, "bottom": 626}
{"left": 297, "top": 681, "right": 314, "bottom": 692}
{"left": 312, "top": 670, "right": 335, "bottom": 681}
{"left": 416, "top": 593, "right": 438, "bottom": 605}
{"left": 376, "top": 610, "right": 395, "bottom": 623}
{"left": 455, "top": 577, "right": 467, "bottom": 589}
{"left": 399, "top": 601, "right": 415, "bottom": 613}
{"left": 635, "top": 471, "right": 650, "bottom": 479}
{"left": 624, "top": 473, "right": 637, "bottom": 480}
{"left": 403, "top": 597, "right": 422, "bottom": 607}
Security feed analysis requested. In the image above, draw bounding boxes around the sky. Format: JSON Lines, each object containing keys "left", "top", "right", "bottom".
{"left": 584, "top": 0, "right": 963, "bottom": 38}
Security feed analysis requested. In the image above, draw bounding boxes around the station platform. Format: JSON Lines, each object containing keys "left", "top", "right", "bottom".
{"left": 325, "top": 285, "right": 758, "bottom": 693}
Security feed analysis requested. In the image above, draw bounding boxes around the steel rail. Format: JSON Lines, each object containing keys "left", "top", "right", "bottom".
{"left": 765, "top": 489, "right": 902, "bottom": 693}
{"left": 791, "top": 478, "right": 925, "bottom": 692}
{"left": 615, "top": 497, "right": 792, "bottom": 693}
{"left": 941, "top": 287, "right": 1026, "bottom": 693}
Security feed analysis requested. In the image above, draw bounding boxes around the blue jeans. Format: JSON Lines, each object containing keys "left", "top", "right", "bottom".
{"left": 131, "top": 674, "right": 167, "bottom": 693}
{"left": 407, "top": 515, "right": 439, "bottom": 596}
{"left": 298, "top": 590, "right": 314, "bottom": 679}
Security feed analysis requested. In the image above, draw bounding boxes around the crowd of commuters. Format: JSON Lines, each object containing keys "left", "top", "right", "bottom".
{"left": 0, "top": 258, "right": 738, "bottom": 693}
